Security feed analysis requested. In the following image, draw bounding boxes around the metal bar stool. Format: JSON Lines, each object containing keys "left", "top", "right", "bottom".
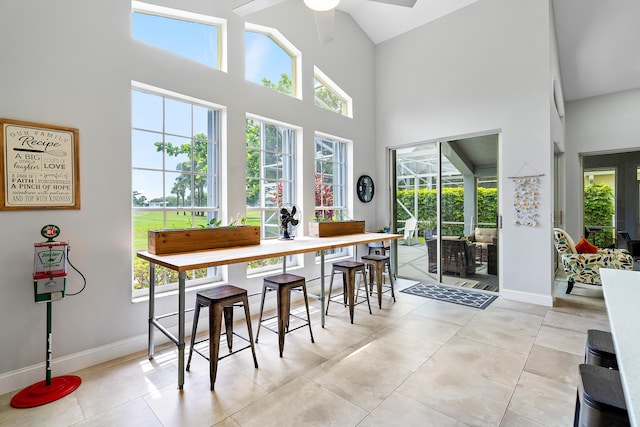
{"left": 326, "top": 260, "right": 371, "bottom": 324}
{"left": 574, "top": 364, "right": 629, "bottom": 426}
{"left": 255, "top": 273, "right": 314, "bottom": 357}
{"left": 186, "top": 285, "right": 258, "bottom": 390}
{"left": 585, "top": 329, "right": 618, "bottom": 370}
{"left": 361, "top": 254, "right": 396, "bottom": 309}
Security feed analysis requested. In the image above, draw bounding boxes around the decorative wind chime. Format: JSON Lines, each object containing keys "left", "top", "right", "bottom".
{"left": 509, "top": 163, "right": 543, "bottom": 227}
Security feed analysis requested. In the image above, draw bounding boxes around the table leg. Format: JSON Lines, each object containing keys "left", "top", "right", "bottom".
{"left": 148, "top": 263, "right": 156, "bottom": 359}
{"left": 390, "top": 239, "right": 397, "bottom": 280}
{"left": 320, "top": 251, "right": 325, "bottom": 328}
{"left": 178, "top": 271, "right": 186, "bottom": 390}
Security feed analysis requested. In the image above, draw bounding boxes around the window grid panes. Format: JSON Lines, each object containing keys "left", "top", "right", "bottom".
{"left": 131, "top": 7, "right": 221, "bottom": 69}
{"left": 246, "top": 117, "right": 297, "bottom": 273}
{"left": 132, "top": 87, "right": 221, "bottom": 295}
{"left": 315, "top": 135, "right": 348, "bottom": 257}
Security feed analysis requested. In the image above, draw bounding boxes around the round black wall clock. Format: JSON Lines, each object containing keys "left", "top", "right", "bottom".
{"left": 356, "top": 175, "right": 375, "bottom": 203}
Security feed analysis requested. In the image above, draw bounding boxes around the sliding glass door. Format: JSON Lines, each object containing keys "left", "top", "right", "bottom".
{"left": 391, "top": 134, "right": 499, "bottom": 292}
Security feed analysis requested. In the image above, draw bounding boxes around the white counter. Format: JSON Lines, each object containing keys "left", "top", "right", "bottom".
{"left": 601, "top": 268, "right": 640, "bottom": 426}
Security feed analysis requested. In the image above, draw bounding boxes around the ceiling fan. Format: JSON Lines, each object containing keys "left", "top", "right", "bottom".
{"left": 233, "top": 0, "right": 417, "bottom": 44}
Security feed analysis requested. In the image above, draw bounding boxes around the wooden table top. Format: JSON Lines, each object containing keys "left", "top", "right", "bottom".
{"left": 137, "top": 232, "right": 401, "bottom": 272}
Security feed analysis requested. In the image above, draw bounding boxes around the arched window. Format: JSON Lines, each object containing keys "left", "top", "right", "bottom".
{"left": 245, "top": 23, "right": 301, "bottom": 99}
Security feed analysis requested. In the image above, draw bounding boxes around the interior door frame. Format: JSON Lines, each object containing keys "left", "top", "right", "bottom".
{"left": 388, "top": 132, "right": 499, "bottom": 289}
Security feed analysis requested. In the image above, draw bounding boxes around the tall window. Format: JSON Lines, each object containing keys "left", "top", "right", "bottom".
{"left": 132, "top": 83, "right": 221, "bottom": 295}
{"left": 314, "top": 135, "right": 347, "bottom": 221}
{"left": 246, "top": 117, "right": 297, "bottom": 273}
{"left": 131, "top": 1, "right": 225, "bottom": 70}
{"left": 245, "top": 24, "right": 301, "bottom": 98}
{"left": 315, "top": 135, "right": 348, "bottom": 257}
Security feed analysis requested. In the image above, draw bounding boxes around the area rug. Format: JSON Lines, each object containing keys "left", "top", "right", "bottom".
{"left": 400, "top": 283, "right": 498, "bottom": 309}
{"left": 457, "top": 280, "right": 499, "bottom": 293}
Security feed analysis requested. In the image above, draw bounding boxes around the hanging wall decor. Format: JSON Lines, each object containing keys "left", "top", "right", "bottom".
{"left": 508, "top": 163, "right": 543, "bottom": 227}
{"left": 0, "top": 118, "right": 80, "bottom": 210}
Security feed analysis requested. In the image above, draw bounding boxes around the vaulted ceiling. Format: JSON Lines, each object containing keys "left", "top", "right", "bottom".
{"left": 337, "top": 0, "right": 640, "bottom": 102}
{"left": 233, "top": 0, "right": 640, "bottom": 102}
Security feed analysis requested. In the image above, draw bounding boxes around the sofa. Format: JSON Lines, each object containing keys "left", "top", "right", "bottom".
{"left": 469, "top": 227, "right": 497, "bottom": 262}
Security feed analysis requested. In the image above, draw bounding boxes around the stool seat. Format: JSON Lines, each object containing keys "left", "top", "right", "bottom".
{"left": 586, "top": 329, "right": 618, "bottom": 370}
{"left": 186, "top": 285, "right": 258, "bottom": 390}
{"left": 326, "top": 260, "right": 371, "bottom": 323}
{"left": 575, "top": 364, "right": 629, "bottom": 426}
{"left": 361, "top": 254, "right": 395, "bottom": 309}
{"left": 256, "top": 273, "right": 314, "bottom": 357}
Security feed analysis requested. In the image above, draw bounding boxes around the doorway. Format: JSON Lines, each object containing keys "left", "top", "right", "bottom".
{"left": 390, "top": 134, "right": 499, "bottom": 292}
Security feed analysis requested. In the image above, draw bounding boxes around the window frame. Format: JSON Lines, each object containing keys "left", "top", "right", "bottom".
{"left": 131, "top": 81, "right": 224, "bottom": 299}
{"left": 131, "top": 1, "right": 227, "bottom": 72}
{"left": 314, "top": 133, "right": 350, "bottom": 259}
{"left": 246, "top": 114, "right": 301, "bottom": 275}
{"left": 245, "top": 23, "right": 302, "bottom": 99}
{"left": 314, "top": 66, "right": 353, "bottom": 118}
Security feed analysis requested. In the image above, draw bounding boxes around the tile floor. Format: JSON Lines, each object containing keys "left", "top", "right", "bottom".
{"left": 0, "top": 278, "right": 609, "bottom": 427}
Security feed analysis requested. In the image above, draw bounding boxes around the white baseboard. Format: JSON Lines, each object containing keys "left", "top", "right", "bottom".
{"left": 0, "top": 321, "right": 191, "bottom": 396}
{"left": 499, "top": 288, "right": 554, "bottom": 307}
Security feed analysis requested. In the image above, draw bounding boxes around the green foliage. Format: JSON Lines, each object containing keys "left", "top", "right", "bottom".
{"left": 315, "top": 83, "right": 344, "bottom": 114}
{"left": 477, "top": 187, "right": 498, "bottom": 224}
{"left": 246, "top": 119, "right": 261, "bottom": 206}
{"left": 204, "top": 217, "right": 222, "bottom": 228}
{"left": 153, "top": 132, "right": 210, "bottom": 213}
{"left": 584, "top": 183, "right": 615, "bottom": 247}
{"left": 132, "top": 190, "right": 147, "bottom": 207}
{"left": 261, "top": 73, "right": 292, "bottom": 95}
{"left": 396, "top": 187, "right": 498, "bottom": 237}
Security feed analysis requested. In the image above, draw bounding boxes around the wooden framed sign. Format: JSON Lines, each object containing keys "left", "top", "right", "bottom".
{"left": 0, "top": 118, "right": 80, "bottom": 210}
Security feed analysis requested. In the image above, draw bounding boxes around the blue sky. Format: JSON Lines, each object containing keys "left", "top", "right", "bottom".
{"left": 131, "top": 12, "right": 293, "bottom": 202}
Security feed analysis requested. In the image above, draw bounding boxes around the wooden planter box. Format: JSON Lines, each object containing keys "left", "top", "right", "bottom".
{"left": 308, "top": 220, "right": 366, "bottom": 238}
{"left": 148, "top": 226, "right": 260, "bottom": 255}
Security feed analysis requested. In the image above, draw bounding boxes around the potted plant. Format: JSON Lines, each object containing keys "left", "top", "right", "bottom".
{"left": 148, "top": 213, "right": 259, "bottom": 255}
{"left": 421, "top": 218, "right": 437, "bottom": 239}
{"left": 308, "top": 218, "right": 366, "bottom": 237}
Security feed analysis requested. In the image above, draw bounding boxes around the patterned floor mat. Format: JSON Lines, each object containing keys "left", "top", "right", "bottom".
{"left": 400, "top": 282, "right": 498, "bottom": 309}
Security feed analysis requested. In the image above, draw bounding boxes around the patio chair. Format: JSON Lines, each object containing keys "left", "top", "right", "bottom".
{"left": 401, "top": 218, "right": 418, "bottom": 245}
{"left": 553, "top": 228, "right": 633, "bottom": 294}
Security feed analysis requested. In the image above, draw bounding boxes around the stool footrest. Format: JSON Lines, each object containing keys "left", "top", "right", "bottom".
{"left": 191, "top": 341, "right": 254, "bottom": 363}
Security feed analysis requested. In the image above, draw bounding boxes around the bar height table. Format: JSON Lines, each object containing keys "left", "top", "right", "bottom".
{"left": 137, "top": 232, "right": 401, "bottom": 389}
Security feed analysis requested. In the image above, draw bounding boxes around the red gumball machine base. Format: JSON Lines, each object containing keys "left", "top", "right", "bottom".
{"left": 11, "top": 375, "right": 81, "bottom": 408}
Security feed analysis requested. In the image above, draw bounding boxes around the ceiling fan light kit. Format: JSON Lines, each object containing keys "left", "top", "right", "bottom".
{"left": 304, "top": 0, "right": 340, "bottom": 12}
{"left": 234, "top": 0, "right": 417, "bottom": 44}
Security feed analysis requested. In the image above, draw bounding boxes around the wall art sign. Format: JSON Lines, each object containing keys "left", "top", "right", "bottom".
{"left": 508, "top": 163, "right": 543, "bottom": 227}
{"left": 0, "top": 118, "right": 80, "bottom": 210}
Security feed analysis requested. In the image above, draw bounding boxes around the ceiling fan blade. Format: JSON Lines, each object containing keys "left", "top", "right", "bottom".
{"left": 314, "top": 9, "right": 335, "bottom": 44}
{"left": 367, "top": 0, "right": 417, "bottom": 7}
{"left": 233, "top": 0, "right": 288, "bottom": 16}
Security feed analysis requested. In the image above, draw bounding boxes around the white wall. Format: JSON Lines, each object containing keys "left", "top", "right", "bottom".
{"left": 564, "top": 88, "right": 640, "bottom": 240}
{"left": 0, "top": 0, "right": 377, "bottom": 393}
{"left": 375, "top": 0, "right": 557, "bottom": 303}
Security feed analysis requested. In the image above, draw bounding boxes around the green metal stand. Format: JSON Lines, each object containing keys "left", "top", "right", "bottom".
{"left": 10, "top": 301, "right": 81, "bottom": 408}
